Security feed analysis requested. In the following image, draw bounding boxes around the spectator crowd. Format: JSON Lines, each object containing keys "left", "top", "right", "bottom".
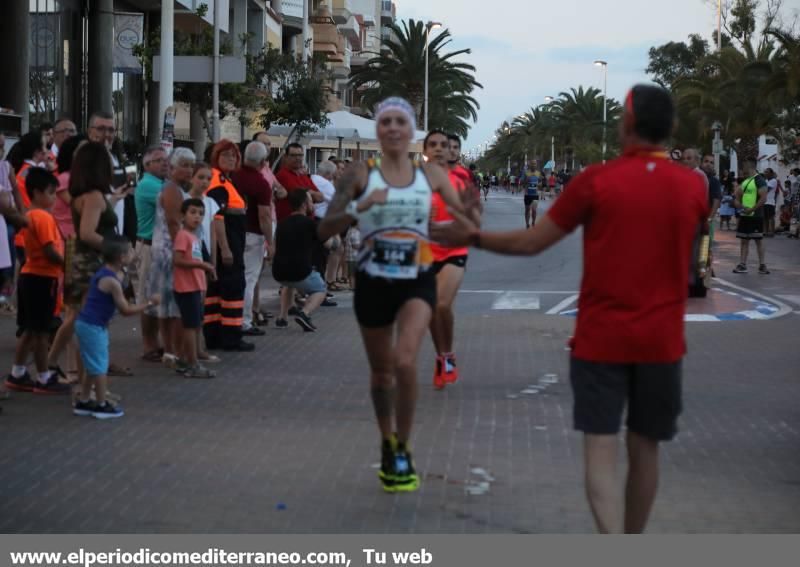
{"left": 0, "top": 117, "right": 360, "bottom": 419}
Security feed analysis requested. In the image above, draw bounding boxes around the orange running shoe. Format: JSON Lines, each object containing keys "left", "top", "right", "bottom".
{"left": 433, "top": 356, "right": 446, "bottom": 390}
{"left": 444, "top": 353, "right": 459, "bottom": 384}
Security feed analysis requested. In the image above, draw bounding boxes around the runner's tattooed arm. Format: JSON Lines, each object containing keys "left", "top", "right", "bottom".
{"left": 318, "top": 162, "right": 368, "bottom": 241}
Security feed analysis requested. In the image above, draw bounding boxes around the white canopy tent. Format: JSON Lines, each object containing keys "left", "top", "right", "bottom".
{"left": 267, "top": 111, "right": 427, "bottom": 167}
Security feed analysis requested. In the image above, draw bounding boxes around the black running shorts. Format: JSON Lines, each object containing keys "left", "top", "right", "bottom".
{"left": 354, "top": 270, "right": 437, "bottom": 328}
{"left": 524, "top": 195, "right": 539, "bottom": 206}
{"left": 569, "top": 357, "right": 683, "bottom": 442}
{"left": 432, "top": 255, "right": 467, "bottom": 274}
{"left": 736, "top": 215, "right": 763, "bottom": 240}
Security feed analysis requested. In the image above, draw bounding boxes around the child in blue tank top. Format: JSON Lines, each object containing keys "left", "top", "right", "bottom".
{"left": 73, "top": 235, "right": 161, "bottom": 420}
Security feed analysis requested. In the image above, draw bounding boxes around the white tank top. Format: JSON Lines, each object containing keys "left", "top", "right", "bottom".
{"left": 356, "top": 159, "right": 434, "bottom": 280}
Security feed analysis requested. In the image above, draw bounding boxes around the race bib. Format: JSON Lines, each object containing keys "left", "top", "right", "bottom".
{"left": 366, "top": 236, "right": 419, "bottom": 279}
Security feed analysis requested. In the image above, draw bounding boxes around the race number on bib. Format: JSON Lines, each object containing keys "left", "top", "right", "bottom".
{"left": 366, "top": 236, "right": 419, "bottom": 279}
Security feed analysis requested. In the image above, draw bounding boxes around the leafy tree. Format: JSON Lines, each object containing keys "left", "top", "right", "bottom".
{"left": 646, "top": 34, "right": 712, "bottom": 87}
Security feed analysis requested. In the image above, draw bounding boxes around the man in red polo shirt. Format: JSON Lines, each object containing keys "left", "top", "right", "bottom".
{"left": 275, "top": 143, "right": 323, "bottom": 222}
{"left": 274, "top": 143, "right": 332, "bottom": 306}
{"left": 432, "top": 84, "right": 708, "bottom": 534}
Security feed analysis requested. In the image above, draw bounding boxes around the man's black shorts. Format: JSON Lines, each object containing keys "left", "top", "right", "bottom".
{"left": 736, "top": 215, "right": 763, "bottom": 240}
{"left": 17, "top": 274, "right": 58, "bottom": 333}
{"left": 524, "top": 195, "right": 539, "bottom": 206}
{"left": 354, "top": 270, "right": 436, "bottom": 328}
{"left": 764, "top": 204, "right": 776, "bottom": 219}
{"left": 432, "top": 255, "right": 467, "bottom": 274}
{"left": 569, "top": 357, "right": 683, "bottom": 442}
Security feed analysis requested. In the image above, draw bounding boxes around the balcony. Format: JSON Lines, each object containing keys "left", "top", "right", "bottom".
{"left": 339, "top": 15, "right": 361, "bottom": 49}
{"left": 350, "top": 52, "right": 371, "bottom": 67}
{"left": 327, "top": 36, "right": 347, "bottom": 63}
{"left": 332, "top": 48, "right": 351, "bottom": 78}
{"left": 313, "top": 25, "right": 340, "bottom": 57}
{"left": 380, "top": 1, "right": 395, "bottom": 24}
{"left": 331, "top": 0, "right": 352, "bottom": 24}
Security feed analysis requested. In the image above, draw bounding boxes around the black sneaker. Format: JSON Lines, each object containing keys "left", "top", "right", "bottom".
{"left": 33, "top": 375, "right": 72, "bottom": 395}
{"left": 391, "top": 442, "right": 419, "bottom": 493}
{"left": 294, "top": 311, "right": 317, "bottom": 332}
{"left": 174, "top": 359, "right": 190, "bottom": 374}
{"left": 4, "top": 372, "right": 36, "bottom": 393}
{"left": 92, "top": 401, "right": 124, "bottom": 420}
{"left": 758, "top": 264, "right": 770, "bottom": 274}
{"left": 49, "top": 365, "right": 68, "bottom": 380}
{"left": 73, "top": 399, "right": 97, "bottom": 417}
{"left": 275, "top": 318, "right": 289, "bottom": 329}
{"left": 321, "top": 298, "right": 338, "bottom": 307}
{"left": 733, "top": 263, "right": 748, "bottom": 274}
{"left": 288, "top": 306, "right": 300, "bottom": 316}
{"left": 242, "top": 326, "right": 266, "bottom": 336}
{"left": 326, "top": 292, "right": 335, "bottom": 298}
{"left": 378, "top": 437, "right": 399, "bottom": 491}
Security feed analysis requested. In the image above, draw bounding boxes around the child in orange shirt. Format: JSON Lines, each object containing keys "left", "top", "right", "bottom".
{"left": 173, "top": 199, "right": 216, "bottom": 378}
{"left": 4, "top": 168, "right": 68, "bottom": 395}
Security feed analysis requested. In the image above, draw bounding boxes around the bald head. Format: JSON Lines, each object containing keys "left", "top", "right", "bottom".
{"left": 682, "top": 148, "right": 701, "bottom": 169}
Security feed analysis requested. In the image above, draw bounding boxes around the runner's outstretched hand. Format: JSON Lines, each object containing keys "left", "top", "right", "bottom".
{"left": 430, "top": 207, "right": 478, "bottom": 248}
{"left": 460, "top": 184, "right": 483, "bottom": 223}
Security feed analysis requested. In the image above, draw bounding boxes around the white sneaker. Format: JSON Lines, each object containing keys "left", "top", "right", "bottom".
{"left": 162, "top": 353, "right": 178, "bottom": 369}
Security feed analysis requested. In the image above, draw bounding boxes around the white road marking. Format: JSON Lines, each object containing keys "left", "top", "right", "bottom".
{"left": 461, "top": 290, "right": 578, "bottom": 294}
{"left": 492, "top": 292, "right": 541, "bottom": 310}
{"left": 684, "top": 314, "right": 724, "bottom": 322}
{"left": 713, "top": 277, "right": 793, "bottom": 320}
{"left": 776, "top": 294, "right": 800, "bottom": 306}
{"left": 546, "top": 294, "right": 579, "bottom": 315}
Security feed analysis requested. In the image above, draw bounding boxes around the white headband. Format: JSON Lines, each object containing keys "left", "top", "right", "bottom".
{"left": 375, "top": 97, "right": 417, "bottom": 128}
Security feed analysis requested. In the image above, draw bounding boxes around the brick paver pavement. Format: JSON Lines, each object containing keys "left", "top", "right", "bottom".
{"left": 0, "top": 196, "right": 798, "bottom": 533}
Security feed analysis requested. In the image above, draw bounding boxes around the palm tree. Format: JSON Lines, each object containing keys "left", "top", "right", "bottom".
{"left": 349, "top": 19, "right": 482, "bottom": 136}
{"left": 674, "top": 44, "right": 779, "bottom": 160}
{"left": 550, "top": 87, "right": 621, "bottom": 153}
{"left": 765, "top": 28, "right": 800, "bottom": 163}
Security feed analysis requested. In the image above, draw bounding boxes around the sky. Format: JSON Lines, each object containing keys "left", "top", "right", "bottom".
{"left": 393, "top": 0, "right": 784, "bottom": 156}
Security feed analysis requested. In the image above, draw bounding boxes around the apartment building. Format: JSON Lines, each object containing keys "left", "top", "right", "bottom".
{"left": 0, "top": 0, "right": 396, "bottom": 147}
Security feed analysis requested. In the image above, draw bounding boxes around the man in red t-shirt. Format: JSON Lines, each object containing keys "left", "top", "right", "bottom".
{"left": 274, "top": 143, "right": 332, "bottom": 306}
{"left": 274, "top": 143, "right": 323, "bottom": 222}
{"left": 431, "top": 84, "right": 708, "bottom": 534}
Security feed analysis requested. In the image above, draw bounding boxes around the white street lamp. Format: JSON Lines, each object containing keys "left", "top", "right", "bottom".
{"left": 594, "top": 60, "right": 608, "bottom": 163}
{"left": 424, "top": 21, "right": 443, "bottom": 132}
{"left": 543, "top": 97, "right": 555, "bottom": 168}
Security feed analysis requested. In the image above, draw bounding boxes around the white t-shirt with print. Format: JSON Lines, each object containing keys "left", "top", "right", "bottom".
{"left": 765, "top": 178, "right": 779, "bottom": 206}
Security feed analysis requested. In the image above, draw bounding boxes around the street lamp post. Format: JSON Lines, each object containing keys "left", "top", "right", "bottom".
{"left": 544, "top": 97, "right": 555, "bottom": 169}
{"left": 424, "top": 21, "right": 442, "bottom": 132}
{"left": 594, "top": 60, "right": 608, "bottom": 163}
{"left": 711, "top": 121, "right": 723, "bottom": 177}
